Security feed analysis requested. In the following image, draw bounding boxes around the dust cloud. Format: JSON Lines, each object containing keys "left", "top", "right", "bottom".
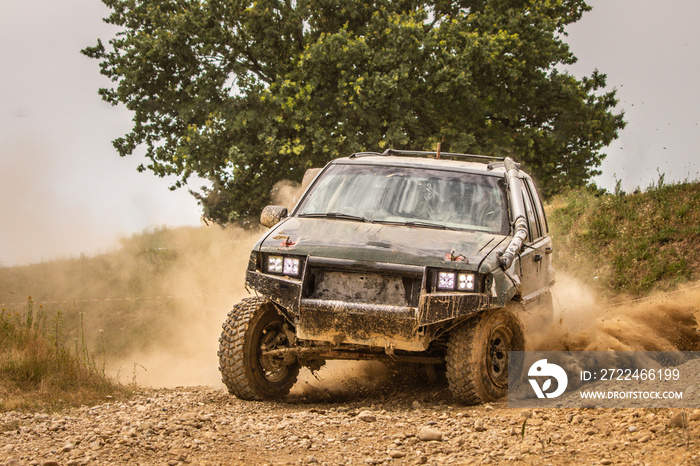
{"left": 107, "top": 180, "right": 309, "bottom": 388}
{"left": 527, "top": 274, "right": 700, "bottom": 353}
{"left": 0, "top": 138, "right": 118, "bottom": 265}
{"left": 270, "top": 179, "right": 304, "bottom": 211}
{"left": 101, "top": 225, "right": 263, "bottom": 388}
{"left": 291, "top": 361, "right": 394, "bottom": 401}
{"left": 0, "top": 134, "right": 201, "bottom": 267}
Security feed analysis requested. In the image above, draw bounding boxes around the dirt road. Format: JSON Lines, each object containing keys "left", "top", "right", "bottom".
{"left": 1, "top": 377, "right": 699, "bottom": 466}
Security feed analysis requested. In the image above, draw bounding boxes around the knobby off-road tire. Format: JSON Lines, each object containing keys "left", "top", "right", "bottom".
{"left": 445, "top": 306, "right": 525, "bottom": 405}
{"left": 218, "top": 297, "right": 299, "bottom": 400}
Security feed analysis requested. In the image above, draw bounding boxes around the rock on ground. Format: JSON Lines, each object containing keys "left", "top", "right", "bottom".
{"left": 0, "top": 386, "right": 698, "bottom": 465}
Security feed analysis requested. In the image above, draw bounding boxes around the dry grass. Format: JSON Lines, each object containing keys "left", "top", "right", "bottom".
{"left": 0, "top": 297, "right": 129, "bottom": 411}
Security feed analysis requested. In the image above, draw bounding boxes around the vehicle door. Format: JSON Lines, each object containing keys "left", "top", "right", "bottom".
{"left": 517, "top": 178, "right": 553, "bottom": 304}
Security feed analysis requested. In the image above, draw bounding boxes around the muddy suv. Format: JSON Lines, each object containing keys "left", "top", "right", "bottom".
{"left": 218, "top": 149, "right": 554, "bottom": 405}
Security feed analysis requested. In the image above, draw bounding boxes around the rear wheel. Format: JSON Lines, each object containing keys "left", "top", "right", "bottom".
{"left": 445, "top": 306, "right": 524, "bottom": 405}
{"left": 218, "top": 298, "right": 299, "bottom": 400}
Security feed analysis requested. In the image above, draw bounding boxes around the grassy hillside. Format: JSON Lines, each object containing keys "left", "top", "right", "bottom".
{"left": 547, "top": 179, "right": 700, "bottom": 298}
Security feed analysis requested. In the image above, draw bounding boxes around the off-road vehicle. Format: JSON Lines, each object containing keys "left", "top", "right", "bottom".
{"left": 218, "top": 149, "right": 554, "bottom": 405}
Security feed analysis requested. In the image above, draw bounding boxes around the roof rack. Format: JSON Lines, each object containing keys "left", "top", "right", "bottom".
{"left": 348, "top": 149, "right": 507, "bottom": 165}
{"left": 381, "top": 149, "right": 505, "bottom": 163}
{"left": 348, "top": 151, "right": 383, "bottom": 158}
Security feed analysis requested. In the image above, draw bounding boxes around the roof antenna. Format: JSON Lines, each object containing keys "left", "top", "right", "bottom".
{"left": 436, "top": 142, "right": 441, "bottom": 159}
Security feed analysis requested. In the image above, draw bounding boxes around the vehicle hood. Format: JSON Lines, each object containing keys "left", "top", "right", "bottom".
{"left": 256, "top": 217, "right": 510, "bottom": 272}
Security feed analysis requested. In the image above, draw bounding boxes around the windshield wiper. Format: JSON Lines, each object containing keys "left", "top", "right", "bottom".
{"left": 403, "top": 220, "right": 451, "bottom": 230}
{"left": 374, "top": 219, "right": 451, "bottom": 230}
{"left": 298, "top": 212, "right": 370, "bottom": 223}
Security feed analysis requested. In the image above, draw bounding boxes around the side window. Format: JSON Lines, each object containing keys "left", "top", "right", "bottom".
{"left": 526, "top": 179, "right": 548, "bottom": 236}
{"left": 521, "top": 186, "right": 541, "bottom": 242}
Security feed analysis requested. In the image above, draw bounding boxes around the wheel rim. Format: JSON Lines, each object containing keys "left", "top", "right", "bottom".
{"left": 486, "top": 325, "right": 512, "bottom": 388}
{"left": 257, "top": 320, "right": 291, "bottom": 383}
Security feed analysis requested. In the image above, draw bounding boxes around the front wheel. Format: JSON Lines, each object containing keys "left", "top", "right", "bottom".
{"left": 445, "top": 306, "right": 524, "bottom": 405}
{"left": 218, "top": 298, "right": 299, "bottom": 400}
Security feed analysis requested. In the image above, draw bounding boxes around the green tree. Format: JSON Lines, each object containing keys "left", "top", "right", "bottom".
{"left": 83, "top": 0, "right": 625, "bottom": 224}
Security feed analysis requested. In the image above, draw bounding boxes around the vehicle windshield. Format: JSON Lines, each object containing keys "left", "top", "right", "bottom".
{"left": 295, "top": 163, "right": 509, "bottom": 234}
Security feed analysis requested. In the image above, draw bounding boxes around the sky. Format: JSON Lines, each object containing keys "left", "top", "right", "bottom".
{"left": 1, "top": 0, "right": 698, "bottom": 265}
{"left": 564, "top": 0, "right": 700, "bottom": 192}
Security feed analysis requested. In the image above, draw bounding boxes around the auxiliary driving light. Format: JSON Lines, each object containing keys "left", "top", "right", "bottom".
{"left": 267, "top": 255, "right": 284, "bottom": 274}
{"left": 266, "top": 254, "right": 302, "bottom": 277}
{"left": 457, "top": 273, "right": 475, "bottom": 291}
{"left": 437, "top": 271, "right": 476, "bottom": 291}
{"left": 438, "top": 271, "right": 456, "bottom": 290}
{"left": 283, "top": 257, "right": 300, "bottom": 276}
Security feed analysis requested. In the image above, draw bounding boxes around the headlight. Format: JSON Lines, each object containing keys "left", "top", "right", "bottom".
{"left": 436, "top": 271, "right": 476, "bottom": 291}
{"left": 265, "top": 254, "right": 302, "bottom": 277}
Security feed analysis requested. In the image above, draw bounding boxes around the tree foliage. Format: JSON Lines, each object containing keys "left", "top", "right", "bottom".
{"left": 83, "top": 0, "right": 625, "bottom": 224}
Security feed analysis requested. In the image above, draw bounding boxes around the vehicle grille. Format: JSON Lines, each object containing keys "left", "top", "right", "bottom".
{"left": 305, "top": 269, "right": 421, "bottom": 307}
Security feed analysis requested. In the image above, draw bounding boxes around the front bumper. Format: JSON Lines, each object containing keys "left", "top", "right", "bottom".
{"left": 246, "top": 255, "right": 492, "bottom": 352}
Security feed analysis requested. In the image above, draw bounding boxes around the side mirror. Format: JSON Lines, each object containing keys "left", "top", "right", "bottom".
{"left": 260, "top": 205, "right": 288, "bottom": 228}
